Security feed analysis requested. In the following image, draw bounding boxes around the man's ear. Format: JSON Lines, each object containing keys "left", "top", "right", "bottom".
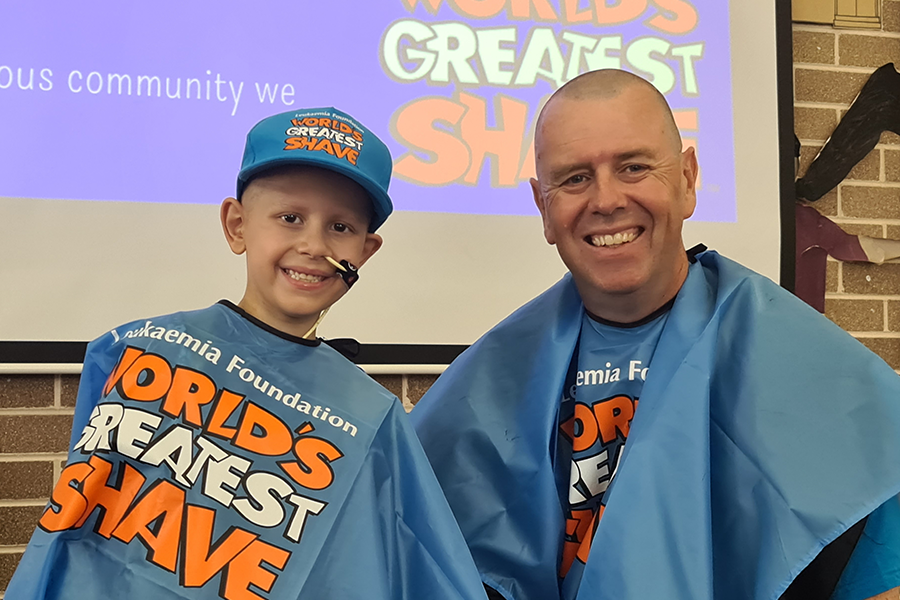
{"left": 357, "top": 233, "right": 384, "bottom": 267}
{"left": 681, "top": 146, "right": 699, "bottom": 219}
{"left": 530, "top": 177, "right": 556, "bottom": 245}
{"left": 221, "top": 197, "right": 247, "bottom": 255}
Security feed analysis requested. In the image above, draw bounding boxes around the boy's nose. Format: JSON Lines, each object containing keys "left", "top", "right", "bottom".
{"left": 296, "top": 227, "right": 330, "bottom": 257}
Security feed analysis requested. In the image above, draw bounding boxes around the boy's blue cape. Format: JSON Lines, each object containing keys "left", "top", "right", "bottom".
{"left": 8, "top": 303, "right": 486, "bottom": 600}
{"left": 412, "top": 251, "right": 900, "bottom": 600}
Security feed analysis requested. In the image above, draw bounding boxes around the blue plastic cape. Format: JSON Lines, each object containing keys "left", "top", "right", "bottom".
{"left": 8, "top": 303, "right": 486, "bottom": 600}
{"left": 411, "top": 251, "right": 900, "bottom": 600}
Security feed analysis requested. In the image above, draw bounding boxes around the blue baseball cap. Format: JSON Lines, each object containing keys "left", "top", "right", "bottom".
{"left": 237, "top": 107, "right": 393, "bottom": 232}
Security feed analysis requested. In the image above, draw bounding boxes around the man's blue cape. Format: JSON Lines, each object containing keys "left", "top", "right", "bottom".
{"left": 8, "top": 303, "right": 487, "bottom": 600}
{"left": 412, "top": 251, "right": 900, "bottom": 600}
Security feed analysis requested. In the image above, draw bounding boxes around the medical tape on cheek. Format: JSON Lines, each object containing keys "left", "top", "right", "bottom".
{"left": 325, "top": 256, "right": 360, "bottom": 289}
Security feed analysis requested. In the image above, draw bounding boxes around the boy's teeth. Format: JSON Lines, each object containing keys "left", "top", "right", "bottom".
{"left": 590, "top": 231, "right": 637, "bottom": 247}
{"left": 285, "top": 269, "right": 324, "bottom": 283}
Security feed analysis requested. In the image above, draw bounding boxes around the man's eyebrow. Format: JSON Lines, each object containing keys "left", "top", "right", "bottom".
{"left": 616, "top": 148, "right": 659, "bottom": 161}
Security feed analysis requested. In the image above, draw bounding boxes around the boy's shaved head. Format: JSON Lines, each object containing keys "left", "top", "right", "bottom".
{"left": 536, "top": 69, "right": 682, "bottom": 153}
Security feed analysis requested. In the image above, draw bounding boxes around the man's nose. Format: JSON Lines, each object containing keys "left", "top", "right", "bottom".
{"left": 587, "top": 172, "right": 628, "bottom": 215}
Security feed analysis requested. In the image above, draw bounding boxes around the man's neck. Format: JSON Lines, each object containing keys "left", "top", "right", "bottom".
{"left": 580, "top": 260, "right": 690, "bottom": 324}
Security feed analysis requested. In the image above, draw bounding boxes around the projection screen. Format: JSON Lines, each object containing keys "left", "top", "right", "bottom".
{"left": 0, "top": 0, "right": 791, "bottom": 365}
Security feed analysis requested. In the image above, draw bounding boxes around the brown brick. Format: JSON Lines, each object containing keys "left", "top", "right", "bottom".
{"left": 887, "top": 225, "right": 900, "bottom": 239}
{"left": 882, "top": 131, "right": 900, "bottom": 145}
{"left": 0, "top": 461, "right": 54, "bottom": 500}
{"left": 889, "top": 301, "right": 900, "bottom": 331}
{"left": 794, "top": 31, "right": 836, "bottom": 65}
{"left": 795, "top": 107, "right": 838, "bottom": 142}
{"left": 799, "top": 144, "right": 823, "bottom": 178}
{"left": 827, "top": 261, "right": 839, "bottom": 292}
{"left": 60, "top": 374, "right": 80, "bottom": 407}
{"left": 0, "top": 553, "right": 22, "bottom": 592}
{"left": 843, "top": 262, "right": 900, "bottom": 294}
{"left": 885, "top": 0, "right": 900, "bottom": 33}
{"left": 407, "top": 375, "right": 439, "bottom": 406}
{"left": 858, "top": 337, "right": 900, "bottom": 369}
{"left": 839, "top": 222, "right": 884, "bottom": 237}
{"left": 795, "top": 69, "right": 869, "bottom": 104}
{"left": 885, "top": 150, "right": 900, "bottom": 182}
{"left": 0, "top": 506, "right": 43, "bottom": 546}
{"left": 839, "top": 35, "right": 900, "bottom": 68}
{"left": 807, "top": 189, "right": 838, "bottom": 217}
{"left": 841, "top": 186, "right": 900, "bottom": 219}
{"left": 0, "top": 415, "right": 73, "bottom": 453}
{"left": 825, "top": 298, "right": 884, "bottom": 330}
{"left": 371, "top": 375, "right": 402, "bottom": 399}
{"left": 0, "top": 375, "right": 54, "bottom": 409}
{"left": 847, "top": 149, "right": 881, "bottom": 181}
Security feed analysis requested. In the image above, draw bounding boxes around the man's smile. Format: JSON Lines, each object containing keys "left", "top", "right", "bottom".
{"left": 585, "top": 227, "right": 643, "bottom": 248}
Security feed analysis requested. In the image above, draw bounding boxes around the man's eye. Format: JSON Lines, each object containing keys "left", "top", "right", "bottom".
{"left": 624, "top": 164, "right": 648, "bottom": 174}
{"left": 565, "top": 174, "right": 587, "bottom": 185}
{"left": 281, "top": 214, "right": 300, "bottom": 224}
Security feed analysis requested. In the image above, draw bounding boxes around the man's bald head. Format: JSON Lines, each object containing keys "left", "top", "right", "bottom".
{"left": 536, "top": 70, "right": 682, "bottom": 154}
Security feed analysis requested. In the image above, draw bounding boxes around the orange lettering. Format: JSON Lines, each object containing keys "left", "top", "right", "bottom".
{"left": 119, "top": 353, "right": 173, "bottom": 402}
{"left": 281, "top": 436, "right": 343, "bottom": 491}
{"left": 559, "top": 508, "right": 595, "bottom": 577}
{"left": 314, "top": 138, "right": 336, "bottom": 156}
{"left": 647, "top": 0, "right": 698, "bottom": 34}
{"left": 205, "top": 389, "right": 245, "bottom": 440}
{"left": 39, "top": 462, "right": 93, "bottom": 532}
{"left": 334, "top": 145, "right": 355, "bottom": 161}
{"left": 284, "top": 136, "right": 317, "bottom": 151}
{"left": 161, "top": 366, "right": 216, "bottom": 426}
{"left": 575, "top": 505, "right": 602, "bottom": 563}
{"left": 593, "top": 0, "right": 647, "bottom": 25}
{"left": 572, "top": 402, "right": 599, "bottom": 452}
{"left": 393, "top": 97, "right": 469, "bottom": 186}
{"left": 75, "top": 455, "right": 146, "bottom": 537}
{"left": 233, "top": 403, "right": 293, "bottom": 456}
{"left": 459, "top": 93, "right": 528, "bottom": 186}
{"left": 112, "top": 480, "right": 185, "bottom": 572}
{"left": 450, "top": 0, "right": 505, "bottom": 18}
{"left": 510, "top": 0, "right": 558, "bottom": 20}
{"left": 103, "top": 347, "right": 143, "bottom": 397}
{"left": 593, "top": 396, "right": 634, "bottom": 445}
{"left": 338, "top": 122, "right": 353, "bottom": 134}
{"left": 222, "top": 540, "right": 291, "bottom": 600}
{"left": 319, "top": 118, "right": 332, "bottom": 128}
{"left": 183, "top": 505, "right": 258, "bottom": 587}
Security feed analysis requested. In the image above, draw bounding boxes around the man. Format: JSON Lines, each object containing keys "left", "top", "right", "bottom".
{"left": 411, "top": 70, "right": 900, "bottom": 600}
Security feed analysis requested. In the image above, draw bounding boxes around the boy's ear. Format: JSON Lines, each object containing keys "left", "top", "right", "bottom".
{"left": 357, "top": 233, "right": 383, "bottom": 267}
{"left": 221, "top": 197, "right": 247, "bottom": 255}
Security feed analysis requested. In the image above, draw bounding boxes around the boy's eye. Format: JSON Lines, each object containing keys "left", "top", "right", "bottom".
{"left": 281, "top": 214, "right": 300, "bottom": 224}
{"left": 333, "top": 222, "right": 349, "bottom": 233}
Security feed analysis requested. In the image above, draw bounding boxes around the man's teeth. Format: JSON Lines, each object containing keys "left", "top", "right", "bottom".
{"left": 590, "top": 231, "right": 637, "bottom": 247}
{"left": 284, "top": 269, "right": 324, "bottom": 283}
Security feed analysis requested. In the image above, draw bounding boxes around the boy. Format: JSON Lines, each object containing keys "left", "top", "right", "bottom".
{"left": 7, "top": 107, "right": 487, "bottom": 600}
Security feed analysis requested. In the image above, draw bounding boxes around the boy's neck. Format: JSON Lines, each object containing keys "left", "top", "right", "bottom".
{"left": 236, "top": 297, "right": 320, "bottom": 340}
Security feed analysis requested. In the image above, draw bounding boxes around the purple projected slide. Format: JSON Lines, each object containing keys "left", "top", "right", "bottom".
{"left": 0, "top": 0, "right": 733, "bottom": 221}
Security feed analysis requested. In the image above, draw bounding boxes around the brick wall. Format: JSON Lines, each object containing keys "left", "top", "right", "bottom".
{"left": 0, "top": 371, "right": 436, "bottom": 595}
{"left": 794, "top": 2, "right": 900, "bottom": 370}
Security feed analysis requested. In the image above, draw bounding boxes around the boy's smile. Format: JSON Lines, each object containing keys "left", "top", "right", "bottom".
{"left": 221, "top": 166, "right": 383, "bottom": 339}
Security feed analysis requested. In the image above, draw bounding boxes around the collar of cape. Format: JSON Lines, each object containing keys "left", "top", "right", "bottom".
{"left": 411, "top": 249, "right": 900, "bottom": 600}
